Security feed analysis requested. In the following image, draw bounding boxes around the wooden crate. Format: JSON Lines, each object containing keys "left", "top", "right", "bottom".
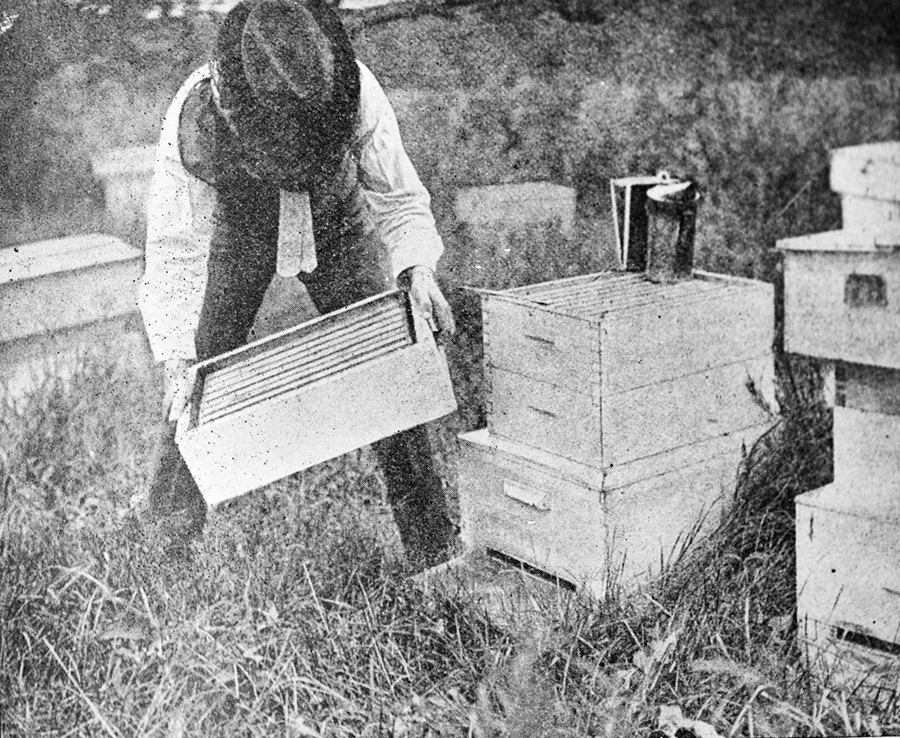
{"left": 479, "top": 270, "right": 774, "bottom": 467}
{"left": 796, "top": 482, "right": 900, "bottom": 701}
{"left": 778, "top": 226, "right": 900, "bottom": 368}
{"left": 830, "top": 142, "right": 900, "bottom": 230}
{"left": 458, "top": 425, "right": 768, "bottom": 596}
{"left": 176, "top": 291, "right": 456, "bottom": 506}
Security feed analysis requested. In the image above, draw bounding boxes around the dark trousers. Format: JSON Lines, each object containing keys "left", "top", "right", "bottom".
{"left": 147, "top": 216, "right": 455, "bottom": 567}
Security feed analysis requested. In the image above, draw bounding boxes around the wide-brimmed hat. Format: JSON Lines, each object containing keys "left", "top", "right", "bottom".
{"left": 213, "top": 0, "right": 360, "bottom": 187}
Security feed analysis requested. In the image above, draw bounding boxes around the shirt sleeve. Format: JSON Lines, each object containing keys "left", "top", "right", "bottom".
{"left": 139, "top": 66, "right": 216, "bottom": 363}
{"left": 353, "top": 61, "right": 444, "bottom": 278}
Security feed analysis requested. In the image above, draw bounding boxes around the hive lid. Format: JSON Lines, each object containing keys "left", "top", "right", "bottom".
{"left": 776, "top": 226, "right": 900, "bottom": 254}
{"left": 0, "top": 234, "right": 140, "bottom": 284}
{"left": 470, "top": 270, "right": 767, "bottom": 322}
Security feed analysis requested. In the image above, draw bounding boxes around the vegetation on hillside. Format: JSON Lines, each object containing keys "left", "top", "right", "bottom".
{"left": 2, "top": 0, "right": 900, "bottom": 735}
{"left": 0, "top": 326, "right": 889, "bottom": 736}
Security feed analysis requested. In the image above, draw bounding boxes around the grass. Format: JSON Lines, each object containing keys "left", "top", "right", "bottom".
{"left": 1, "top": 0, "right": 899, "bottom": 734}
{"left": 1, "top": 335, "right": 899, "bottom": 736}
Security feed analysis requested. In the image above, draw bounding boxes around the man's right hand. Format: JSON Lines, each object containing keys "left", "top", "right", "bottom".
{"left": 163, "top": 359, "right": 192, "bottom": 423}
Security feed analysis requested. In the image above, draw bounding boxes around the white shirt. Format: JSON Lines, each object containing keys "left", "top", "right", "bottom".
{"left": 139, "top": 61, "right": 444, "bottom": 363}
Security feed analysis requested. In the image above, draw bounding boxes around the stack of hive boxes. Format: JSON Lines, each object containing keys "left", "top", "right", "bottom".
{"left": 779, "top": 141, "right": 900, "bottom": 697}
{"left": 458, "top": 266, "right": 776, "bottom": 597}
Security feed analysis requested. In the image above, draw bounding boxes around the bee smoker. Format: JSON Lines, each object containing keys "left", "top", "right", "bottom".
{"left": 610, "top": 172, "right": 701, "bottom": 281}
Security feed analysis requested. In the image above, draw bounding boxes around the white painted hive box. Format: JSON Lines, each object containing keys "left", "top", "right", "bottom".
{"left": 796, "top": 481, "right": 900, "bottom": 699}
{"left": 778, "top": 226, "right": 900, "bottom": 368}
{"left": 176, "top": 291, "right": 457, "bottom": 506}
{"left": 479, "top": 270, "right": 775, "bottom": 468}
{"left": 0, "top": 234, "right": 143, "bottom": 343}
{"left": 830, "top": 142, "right": 900, "bottom": 229}
{"left": 459, "top": 425, "right": 767, "bottom": 596}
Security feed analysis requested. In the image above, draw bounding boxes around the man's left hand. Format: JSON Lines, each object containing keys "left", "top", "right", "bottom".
{"left": 400, "top": 266, "right": 456, "bottom": 342}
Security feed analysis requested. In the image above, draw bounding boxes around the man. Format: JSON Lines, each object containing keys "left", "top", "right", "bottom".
{"left": 139, "top": 0, "right": 457, "bottom": 567}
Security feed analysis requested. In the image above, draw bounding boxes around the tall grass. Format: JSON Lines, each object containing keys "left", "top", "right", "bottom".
{"left": 1, "top": 343, "right": 899, "bottom": 736}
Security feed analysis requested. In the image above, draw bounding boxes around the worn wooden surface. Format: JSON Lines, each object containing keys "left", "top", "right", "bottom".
{"left": 413, "top": 552, "right": 588, "bottom": 632}
{"left": 602, "top": 355, "right": 773, "bottom": 466}
{"left": 458, "top": 431, "right": 607, "bottom": 595}
{"left": 487, "top": 368, "right": 602, "bottom": 464}
{"left": 798, "top": 613, "right": 900, "bottom": 707}
{"left": 176, "top": 293, "right": 455, "bottom": 505}
{"left": 779, "top": 228, "right": 900, "bottom": 367}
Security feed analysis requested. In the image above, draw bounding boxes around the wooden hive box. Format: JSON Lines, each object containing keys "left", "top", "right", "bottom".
{"left": 778, "top": 226, "right": 900, "bottom": 368}
{"left": 0, "top": 234, "right": 152, "bottom": 400}
{"left": 478, "top": 270, "right": 775, "bottom": 469}
{"left": 458, "top": 424, "right": 768, "bottom": 596}
{"left": 0, "top": 234, "right": 143, "bottom": 343}
{"left": 830, "top": 142, "right": 900, "bottom": 230}
{"left": 833, "top": 406, "right": 900, "bottom": 489}
{"left": 796, "top": 481, "right": 900, "bottom": 702}
{"left": 176, "top": 291, "right": 456, "bottom": 506}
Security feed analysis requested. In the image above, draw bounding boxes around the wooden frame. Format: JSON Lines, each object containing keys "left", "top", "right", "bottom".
{"left": 176, "top": 291, "right": 457, "bottom": 506}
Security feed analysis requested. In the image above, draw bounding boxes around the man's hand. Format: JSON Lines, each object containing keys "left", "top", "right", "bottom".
{"left": 163, "top": 359, "right": 193, "bottom": 423}
{"left": 400, "top": 266, "right": 456, "bottom": 342}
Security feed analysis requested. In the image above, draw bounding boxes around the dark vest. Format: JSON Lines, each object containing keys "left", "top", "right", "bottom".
{"left": 176, "top": 78, "right": 368, "bottom": 264}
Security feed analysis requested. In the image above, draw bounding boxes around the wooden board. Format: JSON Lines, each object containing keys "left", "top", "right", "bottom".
{"left": 779, "top": 230, "right": 900, "bottom": 367}
{"left": 602, "top": 355, "right": 773, "bottom": 466}
{"left": 479, "top": 271, "right": 773, "bottom": 396}
{"left": 176, "top": 291, "right": 457, "bottom": 505}
{"left": 797, "top": 618, "right": 900, "bottom": 708}
{"left": 600, "top": 275, "right": 773, "bottom": 395}
{"left": 483, "top": 295, "right": 600, "bottom": 398}
{"left": 796, "top": 482, "right": 900, "bottom": 699}
{"left": 458, "top": 431, "right": 607, "bottom": 593}
{"left": 487, "top": 368, "right": 603, "bottom": 465}
{"left": 413, "top": 552, "right": 587, "bottom": 632}
{"left": 486, "top": 357, "right": 772, "bottom": 468}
